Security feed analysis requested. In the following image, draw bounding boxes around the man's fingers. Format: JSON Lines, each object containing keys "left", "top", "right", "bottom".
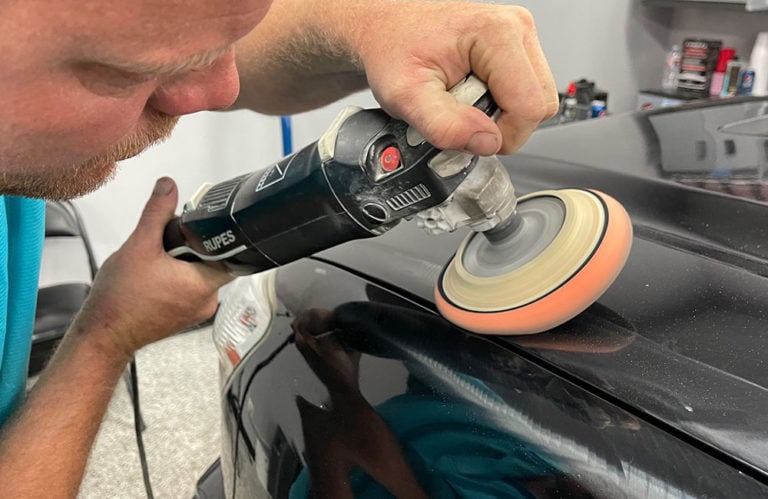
{"left": 135, "top": 177, "right": 233, "bottom": 287}
{"left": 393, "top": 81, "right": 502, "bottom": 155}
{"left": 523, "top": 25, "right": 559, "bottom": 120}
{"left": 361, "top": 4, "right": 558, "bottom": 156}
{"left": 472, "top": 26, "right": 556, "bottom": 154}
{"left": 491, "top": 13, "right": 558, "bottom": 154}
{"left": 376, "top": 42, "right": 554, "bottom": 155}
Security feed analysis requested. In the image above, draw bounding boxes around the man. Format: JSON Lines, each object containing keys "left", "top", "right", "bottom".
{"left": 0, "top": 0, "right": 557, "bottom": 494}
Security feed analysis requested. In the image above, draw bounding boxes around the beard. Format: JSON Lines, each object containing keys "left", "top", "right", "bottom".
{"left": 1, "top": 110, "right": 180, "bottom": 201}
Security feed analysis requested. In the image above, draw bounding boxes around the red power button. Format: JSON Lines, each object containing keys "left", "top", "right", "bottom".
{"left": 380, "top": 146, "right": 401, "bottom": 172}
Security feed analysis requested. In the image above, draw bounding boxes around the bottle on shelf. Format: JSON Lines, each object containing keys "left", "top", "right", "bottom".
{"left": 749, "top": 32, "right": 768, "bottom": 96}
{"left": 710, "top": 48, "right": 735, "bottom": 97}
{"left": 722, "top": 57, "right": 744, "bottom": 97}
{"left": 558, "top": 81, "right": 578, "bottom": 123}
{"left": 662, "top": 44, "right": 682, "bottom": 92}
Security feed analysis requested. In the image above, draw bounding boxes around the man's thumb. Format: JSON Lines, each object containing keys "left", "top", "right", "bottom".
{"left": 137, "top": 177, "right": 179, "bottom": 231}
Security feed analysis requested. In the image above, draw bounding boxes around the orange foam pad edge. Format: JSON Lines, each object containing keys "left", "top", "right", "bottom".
{"left": 435, "top": 190, "right": 633, "bottom": 335}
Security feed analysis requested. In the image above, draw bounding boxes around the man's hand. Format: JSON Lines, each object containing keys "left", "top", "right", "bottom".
{"left": 74, "top": 177, "right": 233, "bottom": 360}
{"left": 354, "top": 3, "right": 558, "bottom": 156}
{"left": 234, "top": 0, "right": 557, "bottom": 156}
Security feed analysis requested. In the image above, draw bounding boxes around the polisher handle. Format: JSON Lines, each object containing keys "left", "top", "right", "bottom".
{"left": 164, "top": 75, "right": 498, "bottom": 275}
{"left": 163, "top": 216, "right": 196, "bottom": 262}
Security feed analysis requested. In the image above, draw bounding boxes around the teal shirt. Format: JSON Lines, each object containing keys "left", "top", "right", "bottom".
{"left": 290, "top": 375, "right": 557, "bottom": 498}
{"left": 0, "top": 197, "right": 45, "bottom": 426}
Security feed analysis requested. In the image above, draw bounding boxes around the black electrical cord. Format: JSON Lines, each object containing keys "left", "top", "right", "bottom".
{"left": 129, "top": 358, "right": 155, "bottom": 499}
{"left": 125, "top": 314, "right": 217, "bottom": 499}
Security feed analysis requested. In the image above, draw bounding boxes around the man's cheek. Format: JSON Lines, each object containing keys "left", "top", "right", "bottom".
{"left": 46, "top": 94, "right": 151, "bottom": 155}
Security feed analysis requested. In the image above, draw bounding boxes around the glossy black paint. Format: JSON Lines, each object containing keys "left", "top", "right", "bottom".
{"left": 214, "top": 99, "right": 768, "bottom": 498}
{"left": 220, "top": 260, "right": 767, "bottom": 497}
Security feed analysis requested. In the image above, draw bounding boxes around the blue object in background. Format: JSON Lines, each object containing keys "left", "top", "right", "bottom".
{"left": 281, "top": 116, "right": 293, "bottom": 156}
{"left": 0, "top": 197, "right": 45, "bottom": 426}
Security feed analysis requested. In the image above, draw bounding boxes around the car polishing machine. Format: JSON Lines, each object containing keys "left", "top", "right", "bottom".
{"left": 164, "top": 75, "right": 633, "bottom": 335}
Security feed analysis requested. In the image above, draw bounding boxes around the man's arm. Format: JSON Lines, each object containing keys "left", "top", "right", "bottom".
{"left": 0, "top": 178, "right": 232, "bottom": 496}
{"left": 233, "top": 0, "right": 559, "bottom": 155}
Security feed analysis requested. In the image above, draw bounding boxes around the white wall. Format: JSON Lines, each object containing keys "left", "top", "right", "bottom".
{"left": 506, "top": 0, "right": 670, "bottom": 112}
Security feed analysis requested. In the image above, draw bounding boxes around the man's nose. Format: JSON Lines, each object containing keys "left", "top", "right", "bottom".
{"left": 147, "top": 51, "right": 240, "bottom": 116}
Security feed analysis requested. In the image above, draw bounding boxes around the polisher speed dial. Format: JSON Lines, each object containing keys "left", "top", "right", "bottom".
{"left": 435, "top": 189, "right": 633, "bottom": 335}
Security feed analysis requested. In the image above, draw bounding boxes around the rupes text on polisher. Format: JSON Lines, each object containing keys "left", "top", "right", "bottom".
{"left": 203, "top": 230, "right": 237, "bottom": 252}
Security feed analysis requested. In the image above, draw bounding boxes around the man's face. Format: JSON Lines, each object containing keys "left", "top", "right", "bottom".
{"left": 0, "top": 0, "right": 271, "bottom": 199}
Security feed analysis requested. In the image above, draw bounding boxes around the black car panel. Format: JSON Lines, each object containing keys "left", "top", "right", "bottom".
{"left": 221, "top": 259, "right": 768, "bottom": 497}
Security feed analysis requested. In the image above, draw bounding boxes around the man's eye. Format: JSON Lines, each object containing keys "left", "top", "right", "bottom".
{"left": 75, "top": 63, "right": 156, "bottom": 96}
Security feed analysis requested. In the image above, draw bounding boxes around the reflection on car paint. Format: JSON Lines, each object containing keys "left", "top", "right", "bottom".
{"left": 285, "top": 302, "right": 685, "bottom": 498}
{"left": 646, "top": 100, "right": 768, "bottom": 204}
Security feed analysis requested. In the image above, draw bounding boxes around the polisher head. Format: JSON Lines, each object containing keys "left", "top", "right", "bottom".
{"left": 435, "top": 189, "right": 632, "bottom": 335}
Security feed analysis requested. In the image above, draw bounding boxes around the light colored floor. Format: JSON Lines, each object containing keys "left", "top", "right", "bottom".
{"left": 78, "top": 326, "right": 222, "bottom": 499}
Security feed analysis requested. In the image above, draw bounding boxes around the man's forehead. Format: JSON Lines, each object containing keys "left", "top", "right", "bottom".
{"left": 53, "top": 0, "right": 269, "bottom": 18}
{"left": 51, "top": 0, "right": 270, "bottom": 62}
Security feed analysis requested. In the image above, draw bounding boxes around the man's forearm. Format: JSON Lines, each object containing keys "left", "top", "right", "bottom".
{"left": 232, "top": 0, "right": 375, "bottom": 114}
{"left": 0, "top": 318, "right": 129, "bottom": 496}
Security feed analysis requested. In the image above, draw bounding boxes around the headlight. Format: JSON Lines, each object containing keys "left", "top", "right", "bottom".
{"left": 212, "top": 269, "right": 277, "bottom": 384}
